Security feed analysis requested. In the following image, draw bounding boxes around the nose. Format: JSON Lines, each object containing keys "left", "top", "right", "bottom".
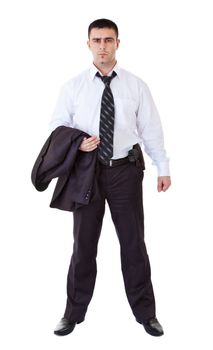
{"left": 99, "top": 39, "right": 106, "bottom": 50}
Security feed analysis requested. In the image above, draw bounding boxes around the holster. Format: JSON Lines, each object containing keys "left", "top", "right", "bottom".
{"left": 128, "top": 143, "right": 145, "bottom": 170}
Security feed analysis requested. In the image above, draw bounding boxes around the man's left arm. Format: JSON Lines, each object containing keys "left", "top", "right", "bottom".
{"left": 136, "top": 82, "right": 171, "bottom": 192}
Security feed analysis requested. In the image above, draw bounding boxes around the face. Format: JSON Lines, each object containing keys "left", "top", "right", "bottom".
{"left": 87, "top": 27, "right": 120, "bottom": 69}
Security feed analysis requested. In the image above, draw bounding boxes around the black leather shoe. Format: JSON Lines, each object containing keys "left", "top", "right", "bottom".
{"left": 54, "top": 317, "right": 83, "bottom": 336}
{"left": 136, "top": 317, "right": 164, "bottom": 337}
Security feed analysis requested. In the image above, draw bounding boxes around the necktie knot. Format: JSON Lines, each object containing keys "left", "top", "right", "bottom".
{"left": 96, "top": 71, "right": 117, "bottom": 86}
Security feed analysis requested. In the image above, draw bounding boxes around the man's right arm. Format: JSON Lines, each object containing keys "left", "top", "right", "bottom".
{"left": 49, "top": 83, "right": 74, "bottom": 133}
{"left": 50, "top": 83, "right": 100, "bottom": 152}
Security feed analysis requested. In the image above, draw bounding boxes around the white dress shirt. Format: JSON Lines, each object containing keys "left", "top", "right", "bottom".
{"left": 50, "top": 63, "right": 170, "bottom": 176}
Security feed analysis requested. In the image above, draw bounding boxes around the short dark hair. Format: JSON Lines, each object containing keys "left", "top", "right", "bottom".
{"left": 88, "top": 18, "right": 119, "bottom": 39}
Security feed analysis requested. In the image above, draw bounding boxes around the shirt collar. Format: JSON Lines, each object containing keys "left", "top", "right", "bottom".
{"left": 89, "top": 62, "right": 121, "bottom": 80}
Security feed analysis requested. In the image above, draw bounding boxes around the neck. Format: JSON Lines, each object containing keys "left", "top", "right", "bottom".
{"left": 93, "top": 61, "right": 117, "bottom": 76}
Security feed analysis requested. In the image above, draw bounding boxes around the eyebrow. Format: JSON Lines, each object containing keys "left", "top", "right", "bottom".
{"left": 91, "top": 37, "right": 115, "bottom": 40}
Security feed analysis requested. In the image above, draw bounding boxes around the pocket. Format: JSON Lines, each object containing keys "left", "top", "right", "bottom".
{"left": 136, "top": 163, "right": 144, "bottom": 179}
{"left": 131, "top": 161, "right": 144, "bottom": 181}
{"left": 114, "top": 97, "right": 138, "bottom": 126}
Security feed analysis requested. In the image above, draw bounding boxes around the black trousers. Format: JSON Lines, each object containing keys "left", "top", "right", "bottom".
{"left": 64, "top": 159, "right": 156, "bottom": 323}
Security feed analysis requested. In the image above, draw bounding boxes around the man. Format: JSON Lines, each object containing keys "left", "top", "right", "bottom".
{"left": 51, "top": 18, "right": 171, "bottom": 337}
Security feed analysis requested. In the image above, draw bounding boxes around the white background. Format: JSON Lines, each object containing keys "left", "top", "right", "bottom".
{"left": 0, "top": 0, "right": 213, "bottom": 349}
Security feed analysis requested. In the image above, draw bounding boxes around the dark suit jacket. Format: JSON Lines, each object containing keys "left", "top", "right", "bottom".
{"left": 31, "top": 126, "right": 101, "bottom": 211}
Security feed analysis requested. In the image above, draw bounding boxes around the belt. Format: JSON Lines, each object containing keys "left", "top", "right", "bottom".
{"left": 98, "top": 144, "right": 141, "bottom": 168}
{"left": 98, "top": 156, "right": 129, "bottom": 168}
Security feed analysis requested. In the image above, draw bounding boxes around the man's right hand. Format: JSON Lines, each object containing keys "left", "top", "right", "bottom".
{"left": 79, "top": 136, "right": 100, "bottom": 152}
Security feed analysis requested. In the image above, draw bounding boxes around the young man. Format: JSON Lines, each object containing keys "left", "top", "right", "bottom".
{"left": 52, "top": 18, "right": 171, "bottom": 337}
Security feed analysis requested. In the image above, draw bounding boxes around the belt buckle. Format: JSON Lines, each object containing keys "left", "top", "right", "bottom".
{"left": 109, "top": 159, "right": 113, "bottom": 167}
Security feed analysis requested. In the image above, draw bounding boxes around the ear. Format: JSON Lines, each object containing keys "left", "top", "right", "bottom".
{"left": 116, "top": 39, "right": 120, "bottom": 49}
{"left": 87, "top": 40, "right": 91, "bottom": 49}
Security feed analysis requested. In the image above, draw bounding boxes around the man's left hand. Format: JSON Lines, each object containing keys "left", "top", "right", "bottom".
{"left": 157, "top": 176, "right": 171, "bottom": 192}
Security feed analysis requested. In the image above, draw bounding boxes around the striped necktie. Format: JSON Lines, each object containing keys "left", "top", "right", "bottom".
{"left": 96, "top": 71, "right": 117, "bottom": 164}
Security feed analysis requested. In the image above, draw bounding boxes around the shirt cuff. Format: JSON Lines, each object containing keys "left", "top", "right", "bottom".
{"left": 156, "top": 160, "right": 170, "bottom": 177}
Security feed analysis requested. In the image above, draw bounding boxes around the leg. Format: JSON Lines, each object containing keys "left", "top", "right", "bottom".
{"left": 106, "top": 162, "right": 156, "bottom": 321}
{"left": 64, "top": 195, "right": 105, "bottom": 322}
